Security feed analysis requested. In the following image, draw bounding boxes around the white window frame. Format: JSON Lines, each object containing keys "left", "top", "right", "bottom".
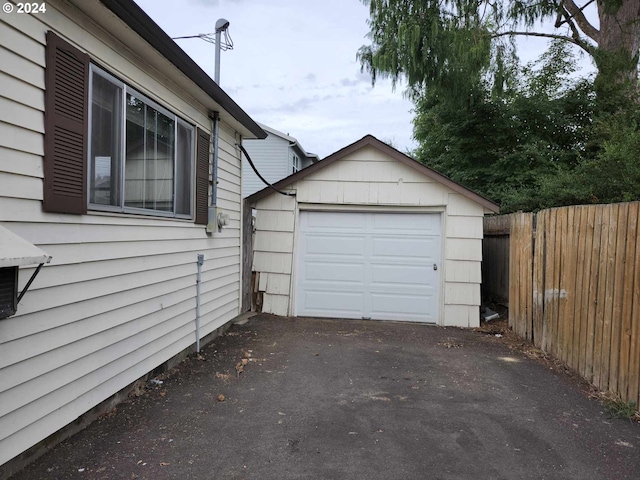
{"left": 290, "top": 153, "right": 300, "bottom": 174}
{"left": 87, "top": 64, "right": 195, "bottom": 219}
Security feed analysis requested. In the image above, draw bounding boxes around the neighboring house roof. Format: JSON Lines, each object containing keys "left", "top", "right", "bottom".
{"left": 246, "top": 135, "right": 500, "bottom": 213}
{"left": 257, "top": 123, "right": 320, "bottom": 162}
{"left": 97, "top": 0, "right": 266, "bottom": 140}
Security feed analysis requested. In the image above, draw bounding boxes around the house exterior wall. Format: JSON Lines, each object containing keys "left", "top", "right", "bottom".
{"left": 252, "top": 145, "right": 484, "bottom": 327}
{"left": 0, "top": 3, "right": 243, "bottom": 467}
{"left": 241, "top": 133, "right": 289, "bottom": 197}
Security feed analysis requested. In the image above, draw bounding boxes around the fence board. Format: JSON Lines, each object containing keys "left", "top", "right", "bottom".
{"left": 600, "top": 204, "right": 620, "bottom": 390}
{"left": 560, "top": 207, "right": 575, "bottom": 364}
{"left": 532, "top": 210, "right": 545, "bottom": 347}
{"left": 525, "top": 214, "right": 534, "bottom": 341}
{"left": 571, "top": 207, "right": 586, "bottom": 370}
{"left": 483, "top": 201, "right": 640, "bottom": 406}
{"left": 508, "top": 213, "right": 534, "bottom": 339}
{"left": 628, "top": 205, "right": 640, "bottom": 406}
{"left": 551, "top": 208, "right": 563, "bottom": 358}
{"left": 568, "top": 206, "right": 580, "bottom": 365}
{"left": 585, "top": 206, "right": 604, "bottom": 383}
{"left": 508, "top": 216, "right": 519, "bottom": 331}
{"left": 609, "top": 204, "right": 628, "bottom": 394}
{"left": 576, "top": 207, "right": 594, "bottom": 377}
{"left": 618, "top": 202, "right": 637, "bottom": 401}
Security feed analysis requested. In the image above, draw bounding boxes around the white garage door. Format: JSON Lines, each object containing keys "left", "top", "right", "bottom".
{"left": 295, "top": 211, "right": 441, "bottom": 323}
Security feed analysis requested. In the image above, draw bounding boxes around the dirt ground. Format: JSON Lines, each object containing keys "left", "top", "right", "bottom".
{"left": 10, "top": 315, "right": 640, "bottom": 480}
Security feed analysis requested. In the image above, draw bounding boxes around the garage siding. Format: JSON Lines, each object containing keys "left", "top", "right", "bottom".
{"left": 252, "top": 194, "right": 296, "bottom": 316}
{"left": 253, "top": 145, "right": 486, "bottom": 327}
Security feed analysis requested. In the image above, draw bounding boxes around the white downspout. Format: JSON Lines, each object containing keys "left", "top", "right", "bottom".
{"left": 195, "top": 253, "right": 204, "bottom": 352}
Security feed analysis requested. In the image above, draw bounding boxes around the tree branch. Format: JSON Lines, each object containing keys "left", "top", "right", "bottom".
{"left": 493, "top": 27, "right": 596, "bottom": 56}
{"left": 560, "top": 8, "right": 596, "bottom": 54}
{"left": 561, "top": 0, "right": 600, "bottom": 43}
{"left": 492, "top": 30, "right": 580, "bottom": 45}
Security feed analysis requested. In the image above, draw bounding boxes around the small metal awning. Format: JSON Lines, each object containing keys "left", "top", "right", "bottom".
{"left": 0, "top": 226, "right": 51, "bottom": 268}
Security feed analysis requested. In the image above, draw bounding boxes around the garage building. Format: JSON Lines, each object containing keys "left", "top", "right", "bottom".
{"left": 247, "top": 136, "right": 499, "bottom": 327}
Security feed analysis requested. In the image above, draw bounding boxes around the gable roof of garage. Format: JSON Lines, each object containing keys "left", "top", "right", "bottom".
{"left": 246, "top": 135, "right": 500, "bottom": 213}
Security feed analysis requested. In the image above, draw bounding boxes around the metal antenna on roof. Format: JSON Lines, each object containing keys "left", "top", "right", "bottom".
{"left": 172, "top": 18, "right": 233, "bottom": 85}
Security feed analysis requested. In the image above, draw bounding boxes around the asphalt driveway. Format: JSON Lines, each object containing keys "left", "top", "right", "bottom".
{"left": 11, "top": 315, "right": 640, "bottom": 480}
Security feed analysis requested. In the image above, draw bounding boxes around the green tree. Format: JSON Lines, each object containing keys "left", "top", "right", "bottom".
{"left": 413, "top": 41, "right": 596, "bottom": 212}
{"left": 358, "top": 0, "right": 640, "bottom": 102}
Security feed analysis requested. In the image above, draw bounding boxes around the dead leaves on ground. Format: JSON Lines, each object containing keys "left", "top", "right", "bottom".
{"left": 437, "top": 338, "right": 463, "bottom": 348}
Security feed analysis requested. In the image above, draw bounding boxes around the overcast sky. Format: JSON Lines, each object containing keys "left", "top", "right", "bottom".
{"left": 135, "top": 0, "right": 593, "bottom": 159}
{"left": 132, "top": 0, "right": 412, "bottom": 158}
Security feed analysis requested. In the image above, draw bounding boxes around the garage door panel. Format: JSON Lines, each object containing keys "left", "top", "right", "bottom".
{"left": 306, "top": 211, "right": 366, "bottom": 231}
{"left": 371, "top": 236, "right": 437, "bottom": 260}
{"left": 370, "top": 291, "right": 436, "bottom": 318}
{"left": 306, "top": 234, "right": 365, "bottom": 256}
{"left": 297, "top": 211, "right": 441, "bottom": 323}
{"left": 305, "top": 261, "right": 364, "bottom": 283}
{"left": 301, "top": 290, "right": 364, "bottom": 317}
{"left": 370, "top": 263, "right": 432, "bottom": 286}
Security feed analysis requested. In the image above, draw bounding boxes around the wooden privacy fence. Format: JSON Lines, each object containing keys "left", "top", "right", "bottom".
{"left": 500, "top": 202, "right": 640, "bottom": 406}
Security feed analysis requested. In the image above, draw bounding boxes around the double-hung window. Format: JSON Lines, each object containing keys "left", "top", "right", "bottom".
{"left": 88, "top": 65, "right": 195, "bottom": 218}
{"left": 290, "top": 153, "right": 300, "bottom": 174}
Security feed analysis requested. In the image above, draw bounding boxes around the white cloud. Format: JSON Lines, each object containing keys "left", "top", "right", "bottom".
{"left": 135, "top": 0, "right": 417, "bottom": 157}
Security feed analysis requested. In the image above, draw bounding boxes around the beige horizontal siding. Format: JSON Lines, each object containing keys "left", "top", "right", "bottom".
{"left": 307, "top": 157, "right": 436, "bottom": 184}
{"left": 296, "top": 178, "right": 450, "bottom": 205}
{"left": 253, "top": 251, "right": 293, "bottom": 274}
{"left": 0, "top": 147, "right": 43, "bottom": 178}
{"left": 0, "top": 20, "right": 45, "bottom": 66}
{"left": 444, "top": 305, "right": 480, "bottom": 327}
{"left": 446, "top": 215, "right": 483, "bottom": 239}
{"left": 0, "top": 121, "right": 43, "bottom": 155}
{"left": 1, "top": 272, "right": 237, "bottom": 374}
{"left": 255, "top": 210, "right": 295, "bottom": 233}
{"left": 0, "top": 197, "right": 241, "bottom": 225}
{"left": 0, "top": 96, "right": 44, "bottom": 133}
{"left": 0, "top": 302, "right": 239, "bottom": 467}
{"left": 445, "top": 282, "right": 481, "bottom": 306}
{"left": 447, "top": 193, "right": 485, "bottom": 216}
{"left": 262, "top": 294, "right": 289, "bottom": 316}
{"left": 0, "top": 172, "right": 42, "bottom": 201}
{"left": 0, "top": 1, "right": 247, "bottom": 468}
{"left": 445, "top": 260, "right": 482, "bottom": 283}
{"left": 0, "top": 70, "right": 45, "bottom": 111}
{"left": 0, "top": 46, "right": 44, "bottom": 89}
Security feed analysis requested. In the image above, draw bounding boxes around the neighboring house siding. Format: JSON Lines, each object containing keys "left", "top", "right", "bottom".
{"left": 0, "top": 4, "right": 242, "bottom": 467}
{"left": 241, "top": 134, "right": 288, "bottom": 197}
{"left": 252, "top": 144, "right": 485, "bottom": 327}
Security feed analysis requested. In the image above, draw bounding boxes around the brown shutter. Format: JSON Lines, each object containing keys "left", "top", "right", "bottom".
{"left": 195, "top": 128, "right": 211, "bottom": 225}
{"left": 43, "top": 31, "right": 89, "bottom": 214}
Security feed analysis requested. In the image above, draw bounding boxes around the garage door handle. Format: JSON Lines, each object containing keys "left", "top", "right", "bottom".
{"left": 433, "top": 264, "right": 438, "bottom": 271}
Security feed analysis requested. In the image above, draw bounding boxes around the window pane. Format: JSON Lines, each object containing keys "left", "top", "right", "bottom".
{"left": 176, "top": 122, "right": 193, "bottom": 216}
{"left": 124, "top": 94, "right": 145, "bottom": 209}
{"left": 153, "top": 106, "right": 174, "bottom": 212}
{"left": 89, "top": 73, "right": 122, "bottom": 206}
{"left": 124, "top": 94, "right": 175, "bottom": 212}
